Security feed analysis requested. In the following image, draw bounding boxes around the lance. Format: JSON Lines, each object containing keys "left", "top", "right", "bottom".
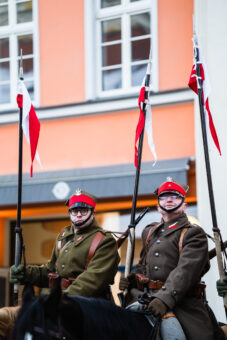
{"left": 14, "top": 49, "right": 24, "bottom": 305}
{"left": 192, "top": 28, "right": 227, "bottom": 317}
{"left": 124, "top": 53, "right": 152, "bottom": 281}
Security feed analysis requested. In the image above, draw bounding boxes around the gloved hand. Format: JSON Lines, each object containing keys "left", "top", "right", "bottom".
{"left": 119, "top": 273, "right": 136, "bottom": 291}
{"left": 147, "top": 297, "right": 167, "bottom": 317}
{"left": 216, "top": 276, "right": 227, "bottom": 297}
{"left": 10, "top": 264, "right": 25, "bottom": 284}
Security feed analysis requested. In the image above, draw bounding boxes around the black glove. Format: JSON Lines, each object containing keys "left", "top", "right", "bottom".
{"left": 147, "top": 297, "right": 167, "bottom": 317}
{"left": 9, "top": 264, "right": 25, "bottom": 284}
{"left": 119, "top": 273, "right": 136, "bottom": 291}
{"left": 216, "top": 276, "right": 227, "bottom": 297}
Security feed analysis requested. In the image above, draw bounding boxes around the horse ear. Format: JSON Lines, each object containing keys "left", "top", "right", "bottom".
{"left": 21, "top": 281, "right": 35, "bottom": 306}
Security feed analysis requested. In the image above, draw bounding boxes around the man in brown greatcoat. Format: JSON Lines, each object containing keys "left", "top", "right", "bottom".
{"left": 120, "top": 178, "right": 224, "bottom": 340}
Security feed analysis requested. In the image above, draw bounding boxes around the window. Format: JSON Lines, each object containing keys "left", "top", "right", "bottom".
{"left": 95, "top": 0, "right": 158, "bottom": 97}
{"left": 0, "top": 0, "right": 39, "bottom": 110}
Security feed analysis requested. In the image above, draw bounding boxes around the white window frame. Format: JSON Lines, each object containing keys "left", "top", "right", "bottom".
{"left": 0, "top": 0, "right": 40, "bottom": 112}
{"left": 85, "top": 0, "right": 158, "bottom": 100}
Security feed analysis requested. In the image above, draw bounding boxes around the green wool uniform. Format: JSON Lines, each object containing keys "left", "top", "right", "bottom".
{"left": 25, "top": 218, "right": 120, "bottom": 297}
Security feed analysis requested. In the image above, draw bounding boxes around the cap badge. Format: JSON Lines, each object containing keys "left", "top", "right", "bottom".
{"left": 166, "top": 177, "right": 173, "bottom": 182}
{"left": 75, "top": 189, "right": 82, "bottom": 196}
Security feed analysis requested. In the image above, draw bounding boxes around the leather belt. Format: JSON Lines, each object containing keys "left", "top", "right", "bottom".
{"left": 48, "top": 273, "right": 76, "bottom": 290}
{"left": 61, "top": 277, "right": 76, "bottom": 289}
{"left": 148, "top": 280, "right": 206, "bottom": 298}
{"left": 149, "top": 280, "right": 164, "bottom": 290}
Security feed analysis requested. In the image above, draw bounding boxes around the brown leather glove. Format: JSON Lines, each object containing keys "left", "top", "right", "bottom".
{"left": 148, "top": 298, "right": 167, "bottom": 317}
{"left": 119, "top": 273, "right": 136, "bottom": 291}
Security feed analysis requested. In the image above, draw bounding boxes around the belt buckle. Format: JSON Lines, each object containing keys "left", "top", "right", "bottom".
{"left": 61, "top": 278, "right": 70, "bottom": 289}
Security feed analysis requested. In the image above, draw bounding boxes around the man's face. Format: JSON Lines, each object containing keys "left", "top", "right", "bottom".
{"left": 69, "top": 207, "right": 94, "bottom": 229}
{"left": 157, "top": 192, "right": 187, "bottom": 215}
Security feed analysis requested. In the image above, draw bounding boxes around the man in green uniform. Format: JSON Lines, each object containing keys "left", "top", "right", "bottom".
{"left": 119, "top": 178, "right": 224, "bottom": 340}
{"left": 10, "top": 189, "right": 120, "bottom": 298}
{"left": 0, "top": 189, "right": 119, "bottom": 338}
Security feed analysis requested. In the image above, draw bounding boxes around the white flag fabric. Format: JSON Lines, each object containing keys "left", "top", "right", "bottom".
{"left": 17, "top": 80, "right": 41, "bottom": 176}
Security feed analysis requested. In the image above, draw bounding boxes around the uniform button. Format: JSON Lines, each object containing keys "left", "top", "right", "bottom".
{"left": 157, "top": 240, "right": 161, "bottom": 244}
{"left": 154, "top": 252, "right": 159, "bottom": 257}
{"left": 172, "top": 290, "right": 177, "bottom": 296}
{"left": 154, "top": 266, "right": 159, "bottom": 271}
{"left": 65, "top": 249, "right": 68, "bottom": 253}
{"left": 162, "top": 286, "right": 166, "bottom": 291}
{"left": 161, "top": 229, "right": 164, "bottom": 232}
{"left": 62, "top": 264, "right": 65, "bottom": 268}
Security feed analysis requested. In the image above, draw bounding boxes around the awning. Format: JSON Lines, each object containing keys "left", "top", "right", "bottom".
{"left": 0, "top": 158, "right": 190, "bottom": 206}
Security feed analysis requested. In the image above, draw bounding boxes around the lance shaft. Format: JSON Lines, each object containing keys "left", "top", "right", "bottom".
{"left": 125, "top": 71, "right": 151, "bottom": 277}
{"left": 14, "top": 71, "right": 24, "bottom": 305}
{"left": 195, "top": 45, "right": 227, "bottom": 316}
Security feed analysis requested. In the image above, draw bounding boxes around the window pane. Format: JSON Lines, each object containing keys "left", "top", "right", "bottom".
{"left": 18, "top": 58, "right": 33, "bottom": 79}
{"left": 0, "top": 84, "right": 10, "bottom": 104}
{"left": 101, "top": 0, "right": 121, "bottom": 8}
{"left": 102, "top": 44, "right": 121, "bottom": 67}
{"left": 0, "top": 38, "right": 9, "bottom": 59}
{"left": 131, "top": 38, "right": 150, "bottom": 62}
{"left": 24, "top": 80, "right": 34, "bottom": 100}
{"left": 102, "top": 18, "right": 121, "bottom": 42}
{"left": 131, "top": 12, "right": 150, "bottom": 37}
{"left": 102, "top": 68, "right": 122, "bottom": 91}
{"left": 131, "top": 64, "right": 147, "bottom": 86}
{"left": 17, "top": 1, "right": 32, "bottom": 23}
{"left": 18, "top": 34, "right": 33, "bottom": 56}
{"left": 0, "top": 5, "right": 8, "bottom": 26}
{"left": 0, "top": 61, "right": 9, "bottom": 81}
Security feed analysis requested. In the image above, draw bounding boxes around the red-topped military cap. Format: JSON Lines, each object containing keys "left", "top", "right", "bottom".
{"left": 156, "top": 177, "right": 189, "bottom": 197}
{"left": 66, "top": 189, "right": 97, "bottom": 209}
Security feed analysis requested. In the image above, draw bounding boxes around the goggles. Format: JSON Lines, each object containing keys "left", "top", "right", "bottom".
{"left": 69, "top": 207, "right": 90, "bottom": 216}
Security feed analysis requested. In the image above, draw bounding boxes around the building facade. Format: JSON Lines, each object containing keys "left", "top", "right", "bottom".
{"left": 0, "top": 0, "right": 198, "bottom": 306}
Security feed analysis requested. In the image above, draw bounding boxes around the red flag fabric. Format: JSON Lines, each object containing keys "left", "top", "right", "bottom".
{"left": 134, "top": 86, "right": 145, "bottom": 168}
{"left": 17, "top": 80, "right": 41, "bottom": 176}
{"left": 188, "top": 60, "right": 221, "bottom": 155}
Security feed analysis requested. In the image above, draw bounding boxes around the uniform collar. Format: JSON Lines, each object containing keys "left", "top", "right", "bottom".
{"left": 162, "top": 213, "right": 190, "bottom": 235}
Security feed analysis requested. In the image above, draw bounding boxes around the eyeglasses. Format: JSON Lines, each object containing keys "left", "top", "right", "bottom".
{"left": 159, "top": 195, "right": 181, "bottom": 201}
{"left": 69, "top": 208, "right": 90, "bottom": 216}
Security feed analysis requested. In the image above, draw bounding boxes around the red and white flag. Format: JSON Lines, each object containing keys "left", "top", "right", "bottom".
{"left": 17, "top": 80, "right": 41, "bottom": 177}
{"left": 135, "top": 68, "right": 157, "bottom": 169}
{"left": 188, "top": 48, "right": 221, "bottom": 155}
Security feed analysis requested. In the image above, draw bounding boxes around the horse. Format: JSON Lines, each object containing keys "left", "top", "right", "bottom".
{"left": 12, "top": 282, "right": 160, "bottom": 340}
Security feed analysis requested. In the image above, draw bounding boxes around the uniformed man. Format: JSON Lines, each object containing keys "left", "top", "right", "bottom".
{"left": 119, "top": 178, "right": 225, "bottom": 340}
{"left": 10, "top": 189, "right": 120, "bottom": 298}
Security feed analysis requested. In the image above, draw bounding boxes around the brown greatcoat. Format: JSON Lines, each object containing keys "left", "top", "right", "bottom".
{"left": 130, "top": 212, "right": 222, "bottom": 340}
{"left": 24, "top": 218, "right": 120, "bottom": 297}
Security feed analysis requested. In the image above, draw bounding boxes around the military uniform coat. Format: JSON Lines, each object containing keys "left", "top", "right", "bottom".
{"left": 131, "top": 213, "right": 221, "bottom": 340}
{"left": 25, "top": 218, "right": 120, "bottom": 297}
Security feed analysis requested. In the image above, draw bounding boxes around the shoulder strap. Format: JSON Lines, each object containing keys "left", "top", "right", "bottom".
{"left": 178, "top": 227, "right": 188, "bottom": 254}
{"left": 145, "top": 224, "right": 160, "bottom": 251}
{"left": 85, "top": 232, "right": 104, "bottom": 269}
{"left": 141, "top": 224, "right": 160, "bottom": 265}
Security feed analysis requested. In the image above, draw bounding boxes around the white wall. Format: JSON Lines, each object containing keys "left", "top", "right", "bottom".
{"left": 195, "top": 0, "right": 227, "bottom": 323}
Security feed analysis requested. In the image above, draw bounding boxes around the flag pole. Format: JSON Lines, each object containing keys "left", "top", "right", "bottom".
{"left": 193, "top": 24, "right": 227, "bottom": 318}
{"left": 124, "top": 53, "right": 152, "bottom": 280}
{"left": 14, "top": 49, "right": 24, "bottom": 305}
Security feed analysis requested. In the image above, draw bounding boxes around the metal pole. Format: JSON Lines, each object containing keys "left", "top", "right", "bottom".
{"left": 194, "top": 41, "right": 227, "bottom": 317}
{"left": 125, "top": 62, "right": 151, "bottom": 277}
{"left": 14, "top": 49, "right": 24, "bottom": 305}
